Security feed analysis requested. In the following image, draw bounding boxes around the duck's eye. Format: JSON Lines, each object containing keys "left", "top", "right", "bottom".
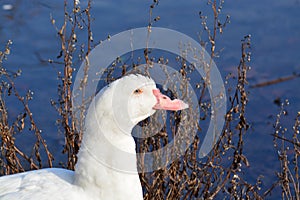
{"left": 133, "top": 89, "right": 143, "bottom": 94}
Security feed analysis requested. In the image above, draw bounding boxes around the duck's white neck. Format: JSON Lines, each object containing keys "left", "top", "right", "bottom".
{"left": 73, "top": 95, "right": 143, "bottom": 199}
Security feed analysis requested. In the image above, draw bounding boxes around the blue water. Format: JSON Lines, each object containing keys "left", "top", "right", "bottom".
{"left": 1, "top": 0, "right": 299, "bottom": 198}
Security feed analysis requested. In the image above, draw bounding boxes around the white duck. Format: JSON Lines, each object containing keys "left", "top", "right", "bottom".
{"left": 0, "top": 74, "right": 188, "bottom": 200}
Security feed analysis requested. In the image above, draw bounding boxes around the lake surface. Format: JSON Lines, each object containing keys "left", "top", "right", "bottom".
{"left": 0, "top": 0, "right": 299, "bottom": 199}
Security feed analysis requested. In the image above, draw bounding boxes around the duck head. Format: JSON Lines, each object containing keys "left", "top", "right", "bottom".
{"left": 109, "top": 74, "right": 188, "bottom": 126}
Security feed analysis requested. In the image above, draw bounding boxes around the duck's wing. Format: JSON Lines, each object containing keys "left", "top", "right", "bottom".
{"left": 0, "top": 168, "right": 76, "bottom": 200}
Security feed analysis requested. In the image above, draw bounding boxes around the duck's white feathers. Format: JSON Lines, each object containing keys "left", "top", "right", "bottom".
{"left": 0, "top": 74, "right": 154, "bottom": 200}
{"left": 0, "top": 168, "right": 81, "bottom": 200}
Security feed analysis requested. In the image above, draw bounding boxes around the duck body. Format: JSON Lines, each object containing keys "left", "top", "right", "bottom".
{"left": 0, "top": 74, "right": 188, "bottom": 200}
{"left": 0, "top": 168, "right": 79, "bottom": 200}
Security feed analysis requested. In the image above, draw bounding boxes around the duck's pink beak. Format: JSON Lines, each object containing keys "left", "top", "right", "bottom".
{"left": 152, "top": 89, "right": 189, "bottom": 111}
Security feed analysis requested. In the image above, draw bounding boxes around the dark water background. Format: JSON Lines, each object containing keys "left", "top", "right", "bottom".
{"left": 0, "top": 0, "right": 300, "bottom": 198}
